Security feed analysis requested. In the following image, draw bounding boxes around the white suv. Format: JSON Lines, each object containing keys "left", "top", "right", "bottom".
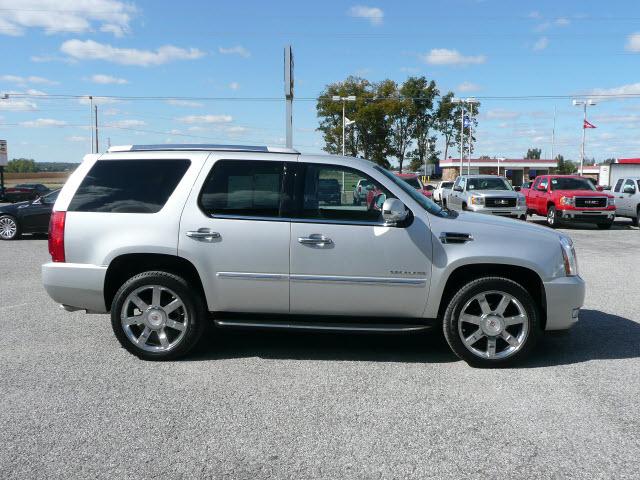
{"left": 43, "top": 144, "right": 585, "bottom": 367}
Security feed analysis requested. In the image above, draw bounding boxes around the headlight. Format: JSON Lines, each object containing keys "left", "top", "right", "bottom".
{"left": 560, "top": 236, "right": 578, "bottom": 276}
{"left": 470, "top": 196, "right": 485, "bottom": 205}
{"left": 517, "top": 195, "right": 525, "bottom": 206}
{"left": 559, "top": 196, "right": 574, "bottom": 206}
{"left": 608, "top": 197, "right": 615, "bottom": 207}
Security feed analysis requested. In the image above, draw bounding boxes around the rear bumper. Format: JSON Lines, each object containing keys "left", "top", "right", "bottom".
{"left": 543, "top": 275, "right": 586, "bottom": 330}
{"left": 557, "top": 209, "right": 615, "bottom": 223}
{"left": 42, "top": 262, "right": 108, "bottom": 313}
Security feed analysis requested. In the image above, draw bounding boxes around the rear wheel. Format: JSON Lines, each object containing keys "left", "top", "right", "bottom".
{"left": 632, "top": 207, "right": 639, "bottom": 227}
{"left": 110, "top": 271, "right": 207, "bottom": 360}
{"left": 442, "top": 277, "right": 541, "bottom": 367}
{"left": 546, "top": 205, "right": 560, "bottom": 228}
{"left": 0, "top": 215, "right": 20, "bottom": 240}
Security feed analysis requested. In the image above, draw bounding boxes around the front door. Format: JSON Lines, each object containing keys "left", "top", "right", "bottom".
{"left": 179, "top": 155, "right": 293, "bottom": 314}
{"left": 620, "top": 179, "right": 637, "bottom": 216}
{"left": 289, "top": 162, "right": 431, "bottom": 317}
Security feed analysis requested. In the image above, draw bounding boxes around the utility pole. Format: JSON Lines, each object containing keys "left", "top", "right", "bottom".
{"left": 89, "top": 96, "right": 94, "bottom": 153}
{"left": 284, "top": 45, "right": 294, "bottom": 148}
{"left": 464, "top": 99, "right": 478, "bottom": 175}
{"left": 94, "top": 105, "right": 99, "bottom": 153}
{"left": 551, "top": 106, "right": 556, "bottom": 163}
{"left": 332, "top": 95, "right": 356, "bottom": 156}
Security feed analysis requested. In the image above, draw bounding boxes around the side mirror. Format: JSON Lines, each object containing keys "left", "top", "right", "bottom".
{"left": 453, "top": 185, "right": 463, "bottom": 192}
{"left": 382, "top": 198, "right": 408, "bottom": 226}
{"left": 514, "top": 186, "right": 521, "bottom": 192}
{"left": 602, "top": 185, "right": 611, "bottom": 191}
{"left": 32, "top": 196, "right": 42, "bottom": 205}
{"left": 596, "top": 185, "right": 604, "bottom": 191}
{"left": 623, "top": 185, "right": 636, "bottom": 194}
{"left": 537, "top": 185, "right": 547, "bottom": 192}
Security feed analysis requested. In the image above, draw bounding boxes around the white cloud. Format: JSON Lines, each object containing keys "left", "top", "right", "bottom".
{"left": 177, "top": 114, "right": 233, "bottom": 124}
{"left": 420, "top": 48, "right": 486, "bottom": 66}
{"left": 20, "top": 118, "right": 67, "bottom": 127}
{"left": 533, "top": 37, "right": 549, "bottom": 51}
{"left": 0, "top": 75, "right": 57, "bottom": 85}
{"left": 89, "top": 74, "right": 128, "bottom": 84}
{"left": 457, "top": 81, "right": 481, "bottom": 92}
{"left": 486, "top": 109, "right": 521, "bottom": 120}
{"left": 228, "top": 82, "right": 240, "bottom": 90}
{"left": 78, "top": 96, "right": 121, "bottom": 105}
{"left": 0, "top": 94, "right": 37, "bottom": 111}
{"left": 348, "top": 5, "right": 384, "bottom": 26}
{"left": 61, "top": 39, "right": 206, "bottom": 66}
{"left": 107, "top": 119, "right": 146, "bottom": 128}
{"left": 592, "top": 114, "right": 640, "bottom": 124}
{"left": 528, "top": 11, "right": 542, "bottom": 19}
{"left": 218, "top": 45, "right": 251, "bottom": 58}
{"left": 626, "top": 33, "right": 640, "bottom": 52}
{"left": 103, "top": 108, "right": 120, "bottom": 116}
{"left": 0, "top": 0, "right": 135, "bottom": 37}
{"left": 66, "top": 135, "right": 86, "bottom": 142}
{"left": 555, "top": 18, "right": 570, "bottom": 27}
{"left": 165, "top": 99, "right": 203, "bottom": 108}
{"left": 224, "top": 125, "right": 249, "bottom": 135}
{"left": 589, "top": 82, "right": 640, "bottom": 100}
{"left": 400, "top": 66, "right": 420, "bottom": 73}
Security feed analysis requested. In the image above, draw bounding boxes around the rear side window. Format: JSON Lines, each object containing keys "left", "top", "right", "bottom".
{"left": 199, "top": 160, "right": 285, "bottom": 218}
{"left": 68, "top": 159, "right": 190, "bottom": 213}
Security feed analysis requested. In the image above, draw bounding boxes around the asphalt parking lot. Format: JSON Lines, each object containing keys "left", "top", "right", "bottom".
{"left": 1, "top": 218, "right": 639, "bottom": 479}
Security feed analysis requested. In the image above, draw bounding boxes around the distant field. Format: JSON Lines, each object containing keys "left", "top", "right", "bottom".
{"left": 3, "top": 172, "right": 70, "bottom": 188}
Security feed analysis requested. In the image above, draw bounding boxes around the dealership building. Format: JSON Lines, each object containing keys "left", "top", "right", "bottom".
{"left": 440, "top": 158, "right": 557, "bottom": 186}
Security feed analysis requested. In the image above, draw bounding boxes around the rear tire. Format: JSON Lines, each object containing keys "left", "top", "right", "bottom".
{"left": 442, "top": 277, "right": 541, "bottom": 368}
{"left": 632, "top": 207, "right": 639, "bottom": 227}
{"left": 110, "top": 271, "right": 207, "bottom": 360}
{"left": 0, "top": 214, "right": 20, "bottom": 240}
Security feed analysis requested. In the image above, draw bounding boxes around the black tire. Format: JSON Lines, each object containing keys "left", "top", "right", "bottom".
{"left": 597, "top": 220, "right": 613, "bottom": 230}
{"left": 546, "top": 205, "right": 560, "bottom": 228}
{"left": 353, "top": 196, "right": 361, "bottom": 206}
{"left": 632, "top": 207, "right": 639, "bottom": 227}
{"left": 442, "top": 277, "right": 541, "bottom": 368}
{"left": 110, "top": 271, "right": 207, "bottom": 360}
{"left": 519, "top": 215, "right": 527, "bottom": 221}
{"left": 0, "top": 214, "right": 21, "bottom": 240}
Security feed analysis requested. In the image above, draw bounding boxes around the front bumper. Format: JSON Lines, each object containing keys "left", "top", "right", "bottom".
{"left": 543, "top": 275, "right": 586, "bottom": 330}
{"left": 468, "top": 204, "right": 526, "bottom": 217}
{"left": 42, "top": 262, "right": 108, "bottom": 313}
{"left": 557, "top": 209, "right": 615, "bottom": 223}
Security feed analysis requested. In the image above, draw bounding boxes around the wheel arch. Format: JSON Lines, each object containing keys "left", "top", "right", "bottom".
{"left": 437, "top": 263, "right": 547, "bottom": 329}
{"left": 104, "top": 253, "right": 206, "bottom": 313}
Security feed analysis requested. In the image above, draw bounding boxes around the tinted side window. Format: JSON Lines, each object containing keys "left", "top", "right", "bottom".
{"left": 68, "top": 159, "right": 190, "bottom": 213}
{"left": 292, "top": 163, "right": 393, "bottom": 223}
{"left": 624, "top": 179, "right": 636, "bottom": 193}
{"left": 614, "top": 179, "right": 624, "bottom": 192}
{"left": 199, "top": 160, "right": 285, "bottom": 218}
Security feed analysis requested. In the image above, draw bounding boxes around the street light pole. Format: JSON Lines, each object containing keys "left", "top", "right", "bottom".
{"left": 465, "top": 98, "right": 478, "bottom": 175}
{"left": 573, "top": 99, "right": 596, "bottom": 176}
{"left": 452, "top": 98, "right": 465, "bottom": 177}
{"left": 332, "top": 95, "right": 356, "bottom": 156}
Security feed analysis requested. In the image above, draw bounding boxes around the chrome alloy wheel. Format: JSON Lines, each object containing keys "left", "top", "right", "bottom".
{"left": 121, "top": 285, "right": 188, "bottom": 353}
{"left": 0, "top": 216, "right": 17, "bottom": 239}
{"left": 457, "top": 290, "right": 529, "bottom": 360}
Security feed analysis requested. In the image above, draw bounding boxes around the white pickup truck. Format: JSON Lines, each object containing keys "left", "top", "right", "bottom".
{"left": 610, "top": 177, "right": 640, "bottom": 226}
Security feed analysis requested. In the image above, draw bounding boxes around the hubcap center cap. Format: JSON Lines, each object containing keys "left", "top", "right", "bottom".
{"left": 146, "top": 308, "right": 166, "bottom": 329}
{"left": 481, "top": 315, "right": 504, "bottom": 336}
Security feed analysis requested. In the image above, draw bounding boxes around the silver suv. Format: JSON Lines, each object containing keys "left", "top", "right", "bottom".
{"left": 448, "top": 175, "right": 526, "bottom": 220}
{"left": 42, "top": 144, "right": 585, "bottom": 367}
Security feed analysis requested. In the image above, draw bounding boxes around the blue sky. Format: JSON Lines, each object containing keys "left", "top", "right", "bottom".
{"left": 1, "top": 0, "right": 640, "bottom": 164}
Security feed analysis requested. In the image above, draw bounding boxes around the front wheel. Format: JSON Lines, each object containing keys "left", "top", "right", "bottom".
{"left": 0, "top": 215, "right": 20, "bottom": 240}
{"left": 111, "top": 271, "right": 207, "bottom": 360}
{"left": 632, "top": 207, "right": 639, "bottom": 227}
{"left": 546, "top": 205, "right": 560, "bottom": 228}
{"left": 597, "top": 220, "right": 613, "bottom": 230}
{"left": 442, "top": 277, "right": 541, "bottom": 367}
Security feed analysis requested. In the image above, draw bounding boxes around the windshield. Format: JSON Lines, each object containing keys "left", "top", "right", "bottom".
{"left": 374, "top": 166, "right": 453, "bottom": 217}
{"left": 441, "top": 182, "right": 453, "bottom": 188}
{"left": 467, "top": 177, "right": 512, "bottom": 191}
{"left": 401, "top": 176, "right": 421, "bottom": 189}
{"left": 551, "top": 177, "right": 596, "bottom": 191}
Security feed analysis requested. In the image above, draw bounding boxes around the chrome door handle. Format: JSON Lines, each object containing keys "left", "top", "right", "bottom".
{"left": 186, "top": 228, "right": 221, "bottom": 242}
{"left": 298, "top": 234, "right": 334, "bottom": 247}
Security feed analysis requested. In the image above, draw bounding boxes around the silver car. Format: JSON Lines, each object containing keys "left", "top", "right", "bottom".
{"left": 42, "top": 144, "right": 584, "bottom": 367}
{"left": 448, "top": 175, "right": 527, "bottom": 220}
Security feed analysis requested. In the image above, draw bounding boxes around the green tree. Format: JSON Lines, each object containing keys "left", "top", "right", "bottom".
{"left": 408, "top": 135, "right": 439, "bottom": 173}
{"left": 382, "top": 80, "right": 414, "bottom": 173}
{"left": 403, "top": 76, "right": 439, "bottom": 170}
{"left": 555, "top": 154, "right": 577, "bottom": 174}
{"left": 436, "top": 92, "right": 457, "bottom": 161}
{"left": 5, "top": 158, "right": 38, "bottom": 173}
{"left": 526, "top": 148, "right": 542, "bottom": 159}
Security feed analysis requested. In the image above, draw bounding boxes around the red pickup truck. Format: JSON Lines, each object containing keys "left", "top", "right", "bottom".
{"left": 520, "top": 175, "right": 616, "bottom": 229}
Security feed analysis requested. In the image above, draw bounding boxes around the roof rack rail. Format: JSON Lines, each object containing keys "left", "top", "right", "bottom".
{"left": 107, "top": 144, "right": 300, "bottom": 154}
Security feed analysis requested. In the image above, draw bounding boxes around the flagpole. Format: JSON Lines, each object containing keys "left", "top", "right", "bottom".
{"left": 580, "top": 103, "right": 586, "bottom": 176}
{"left": 551, "top": 106, "right": 556, "bottom": 163}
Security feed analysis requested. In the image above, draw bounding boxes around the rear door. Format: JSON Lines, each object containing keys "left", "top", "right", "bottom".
{"left": 620, "top": 179, "right": 637, "bottom": 216}
{"left": 288, "top": 161, "right": 431, "bottom": 317}
{"left": 178, "top": 154, "right": 294, "bottom": 314}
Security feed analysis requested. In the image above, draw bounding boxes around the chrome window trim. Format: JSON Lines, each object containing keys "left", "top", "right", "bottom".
{"left": 290, "top": 274, "right": 426, "bottom": 286}
{"left": 217, "top": 272, "right": 288, "bottom": 281}
{"left": 209, "top": 213, "right": 393, "bottom": 227}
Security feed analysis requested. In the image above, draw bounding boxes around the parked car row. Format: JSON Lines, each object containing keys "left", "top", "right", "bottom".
{"left": 430, "top": 173, "right": 640, "bottom": 230}
{"left": 0, "top": 189, "right": 59, "bottom": 240}
{"left": 1, "top": 183, "right": 50, "bottom": 203}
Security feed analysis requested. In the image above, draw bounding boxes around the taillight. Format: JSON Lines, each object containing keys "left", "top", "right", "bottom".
{"left": 48, "top": 211, "right": 66, "bottom": 262}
